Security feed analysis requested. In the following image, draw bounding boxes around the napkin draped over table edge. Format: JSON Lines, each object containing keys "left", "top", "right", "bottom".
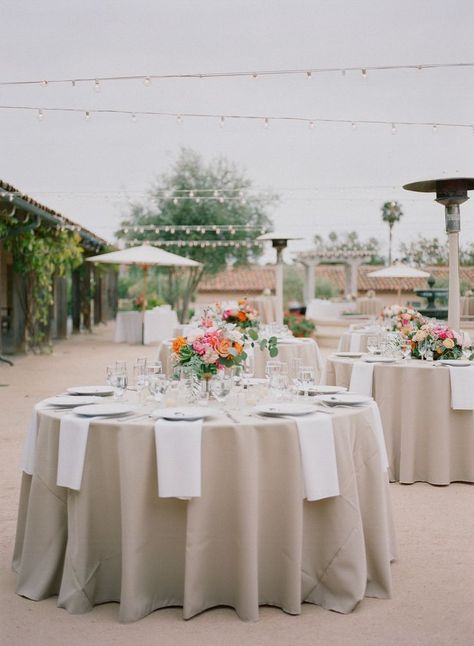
{"left": 448, "top": 365, "right": 474, "bottom": 410}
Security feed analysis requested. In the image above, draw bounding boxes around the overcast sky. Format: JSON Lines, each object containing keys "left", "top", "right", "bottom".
{"left": 1, "top": 0, "right": 473, "bottom": 262}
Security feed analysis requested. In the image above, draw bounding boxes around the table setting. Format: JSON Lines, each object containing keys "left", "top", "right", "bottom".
{"left": 13, "top": 346, "right": 395, "bottom": 623}
{"left": 327, "top": 314, "right": 474, "bottom": 484}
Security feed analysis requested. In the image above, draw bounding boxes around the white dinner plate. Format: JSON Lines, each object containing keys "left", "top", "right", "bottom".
{"left": 152, "top": 407, "right": 213, "bottom": 421}
{"left": 363, "top": 356, "right": 398, "bottom": 363}
{"left": 334, "top": 352, "right": 364, "bottom": 358}
{"left": 254, "top": 403, "right": 315, "bottom": 417}
{"left": 67, "top": 385, "right": 114, "bottom": 396}
{"left": 244, "top": 378, "right": 269, "bottom": 386}
{"left": 72, "top": 403, "right": 136, "bottom": 417}
{"left": 44, "top": 396, "right": 98, "bottom": 407}
{"left": 312, "top": 385, "right": 348, "bottom": 394}
{"left": 315, "top": 394, "right": 373, "bottom": 407}
{"left": 437, "top": 359, "right": 472, "bottom": 367}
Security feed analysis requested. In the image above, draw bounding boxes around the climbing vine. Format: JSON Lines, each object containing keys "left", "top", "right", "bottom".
{"left": 0, "top": 216, "right": 83, "bottom": 350}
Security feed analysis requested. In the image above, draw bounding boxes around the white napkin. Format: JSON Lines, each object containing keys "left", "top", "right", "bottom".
{"left": 21, "top": 401, "right": 48, "bottom": 474}
{"left": 154, "top": 419, "right": 203, "bottom": 498}
{"left": 349, "top": 333, "right": 362, "bottom": 353}
{"left": 349, "top": 361, "right": 375, "bottom": 396}
{"left": 57, "top": 414, "right": 93, "bottom": 490}
{"left": 295, "top": 413, "right": 340, "bottom": 501}
{"left": 367, "top": 402, "right": 389, "bottom": 471}
{"left": 448, "top": 366, "right": 474, "bottom": 410}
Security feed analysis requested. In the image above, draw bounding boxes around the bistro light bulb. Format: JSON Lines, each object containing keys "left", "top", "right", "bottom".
{"left": 306, "top": 71, "right": 312, "bottom": 80}
{"left": 219, "top": 116, "right": 225, "bottom": 127}
{"left": 40, "top": 79, "right": 48, "bottom": 87}
{"left": 37, "top": 109, "right": 44, "bottom": 121}
{"left": 391, "top": 123, "right": 397, "bottom": 135}
{"left": 131, "top": 113, "right": 137, "bottom": 122}
{"left": 432, "top": 124, "right": 438, "bottom": 134}
{"left": 351, "top": 122, "right": 357, "bottom": 130}
{"left": 361, "top": 68, "right": 368, "bottom": 78}
{"left": 94, "top": 79, "right": 100, "bottom": 92}
{"left": 264, "top": 117, "right": 269, "bottom": 128}
{"left": 309, "top": 120, "right": 315, "bottom": 129}
{"left": 177, "top": 114, "right": 182, "bottom": 124}
{"left": 85, "top": 111, "right": 91, "bottom": 120}
{"left": 143, "top": 76, "right": 151, "bottom": 86}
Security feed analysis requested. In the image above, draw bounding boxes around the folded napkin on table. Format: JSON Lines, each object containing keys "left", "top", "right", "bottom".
{"left": 349, "top": 361, "right": 375, "bottom": 397}
{"left": 448, "top": 366, "right": 474, "bottom": 410}
{"left": 295, "top": 413, "right": 340, "bottom": 501}
{"left": 57, "top": 414, "right": 94, "bottom": 490}
{"left": 21, "top": 401, "right": 49, "bottom": 474}
{"left": 349, "top": 333, "right": 362, "bottom": 352}
{"left": 154, "top": 419, "right": 203, "bottom": 498}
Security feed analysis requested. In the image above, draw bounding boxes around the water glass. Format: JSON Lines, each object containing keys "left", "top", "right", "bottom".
{"left": 400, "top": 340, "right": 411, "bottom": 360}
{"left": 110, "top": 370, "right": 128, "bottom": 400}
{"left": 290, "top": 357, "right": 303, "bottom": 383}
{"left": 148, "top": 373, "right": 169, "bottom": 402}
{"left": 243, "top": 354, "right": 255, "bottom": 382}
{"left": 210, "top": 374, "right": 233, "bottom": 404}
{"left": 265, "top": 360, "right": 281, "bottom": 380}
{"left": 298, "top": 366, "right": 315, "bottom": 394}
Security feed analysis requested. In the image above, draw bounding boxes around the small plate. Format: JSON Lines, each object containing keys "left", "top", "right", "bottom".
{"left": 67, "top": 385, "right": 114, "bottom": 396}
{"left": 254, "top": 403, "right": 315, "bottom": 417}
{"left": 152, "top": 407, "right": 212, "bottom": 421}
{"left": 437, "top": 359, "right": 472, "bottom": 367}
{"left": 72, "top": 403, "right": 136, "bottom": 417}
{"left": 334, "top": 352, "right": 364, "bottom": 358}
{"left": 315, "top": 394, "right": 373, "bottom": 407}
{"left": 363, "top": 356, "right": 398, "bottom": 363}
{"left": 44, "top": 395, "right": 97, "bottom": 407}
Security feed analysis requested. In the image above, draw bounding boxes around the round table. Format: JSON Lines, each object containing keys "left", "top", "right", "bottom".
{"left": 13, "top": 399, "right": 394, "bottom": 623}
{"left": 325, "top": 356, "right": 474, "bottom": 484}
{"left": 355, "top": 297, "right": 383, "bottom": 316}
{"left": 247, "top": 296, "right": 277, "bottom": 324}
{"left": 114, "top": 311, "right": 143, "bottom": 344}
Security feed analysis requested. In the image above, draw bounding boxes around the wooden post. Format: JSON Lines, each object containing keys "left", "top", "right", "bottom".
{"left": 81, "top": 262, "right": 92, "bottom": 332}
{"left": 72, "top": 268, "right": 81, "bottom": 332}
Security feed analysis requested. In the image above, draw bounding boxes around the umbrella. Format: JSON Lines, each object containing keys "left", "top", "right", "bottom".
{"left": 87, "top": 243, "right": 202, "bottom": 310}
{"left": 367, "top": 263, "right": 430, "bottom": 303}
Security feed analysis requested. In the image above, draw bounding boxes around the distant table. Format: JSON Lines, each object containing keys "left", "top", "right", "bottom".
{"left": 460, "top": 296, "right": 474, "bottom": 317}
{"left": 356, "top": 297, "right": 383, "bottom": 316}
{"left": 306, "top": 299, "right": 355, "bottom": 320}
{"left": 254, "top": 337, "right": 324, "bottom": 381}
{"left": 247, "top": 296, "right": 277, "bottom": 324}
{"left": 143, "top": 308, "right": 179, "bottom": 345}
{"left": 325, "top": 356, "right": 474, "bottom": 485}
{"left": 114, "top": 311, "right": 143, "bottom": 344}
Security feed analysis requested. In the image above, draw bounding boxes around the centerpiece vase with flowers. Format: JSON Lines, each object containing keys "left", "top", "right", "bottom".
{"left": 407, "top": 321, "right": 463, "bottom": 360}
{"left": 380, "top": 305, "right": 426, "bottom": 336}
{"left": 222, "top": 298, "right": 279, "bottom": 357}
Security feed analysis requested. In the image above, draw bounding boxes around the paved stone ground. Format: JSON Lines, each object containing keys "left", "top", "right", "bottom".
{"left": 1, "top": 323, "right": 473, "bottom": 646}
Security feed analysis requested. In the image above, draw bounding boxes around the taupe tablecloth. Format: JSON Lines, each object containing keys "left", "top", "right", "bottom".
{"left": 460, "top": 296, "right": 474, "bottom": 317}
{"left": 356, "top": 298, "right": 383, "bottom": 316}
{"left": 338, "top": 331, "right": 372, "bottom": 353}
{"left": 13, "top": 405, "right": 395, "bottom": 623}
{"left": 325, "top": 356, "right": 474, "bottom": 484}
{"left": 247, "top": 296, "right": 277, "bottom": 324}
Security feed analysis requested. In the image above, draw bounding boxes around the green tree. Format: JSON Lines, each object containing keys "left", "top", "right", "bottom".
{"left": 313, "top": 231, "right": 382, "bottom": 262}
{"left": 381, "top": 201, "right": 403, "bottom": 265}
{"left": 118, "top": 149, "right": 275, "bottom": 274}
{"left": 399, "top": 236, "right": 449, "bottom": 266}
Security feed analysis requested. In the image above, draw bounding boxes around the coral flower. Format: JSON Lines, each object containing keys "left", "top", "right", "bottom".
{"left": 234, "top": 342, "right": 243, "bottom": 354}
{"left": 237, "top": 311, "right": 247, "bottom": 322}
{"left": 172, "top": 336, "right": 187, "bottom": 353}
{"left": 215, "top": 338, "right": 231, "bottom": 357}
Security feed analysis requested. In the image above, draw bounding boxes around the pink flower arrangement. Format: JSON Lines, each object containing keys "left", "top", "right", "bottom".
{"left": 380, "top": 305, "right": 425, "bottom": 336}
{"left": 407, "top": 320, "right": 463, "bottom": 360}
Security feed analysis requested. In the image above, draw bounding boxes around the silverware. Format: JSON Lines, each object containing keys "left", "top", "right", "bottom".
{"left": 224, "top": 410, "right": 240, "bottom": 423}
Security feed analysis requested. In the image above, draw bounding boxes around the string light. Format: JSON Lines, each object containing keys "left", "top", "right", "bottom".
{"left": 1, "top": 104, "right": 471, "bottom": 133}
{"left": 351, "top": 122, "right": 357, "bottom": 130}
{"left": 391, "top": 122, "right": 397, "bottom": 135}
{"left": 71, "top": 80, "right": 76, "bottom": 87}
{"left": 94, "top": 79, "right": 100, "bottom": 92}
{"left": 37, "top": 109, "right": 44, "bottom": 121}
{"left": 2, "top": 61, "right": 472, "bottom": 87}
{"left": 432, "top": 124, "right": 438, "bottom": 134}
{"left": 219, "top": 116, "right": 225, "bottom": 127}
{"left": 131, "top": 113, "right": 137, "bottom": 123}
{"left": 306, "top": 71, "right": 312, "bottom": 80}
{"left": 361, "top": 68, "right": 368, "bottom": 78}
{"left": 309, "top": 120, "right": 315, "bottom": 129}
{"left": 85, "top": 111, "right": 91, "bottom": 120}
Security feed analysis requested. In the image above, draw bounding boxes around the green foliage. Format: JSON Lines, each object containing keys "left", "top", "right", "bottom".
{"left": 315, "top": 278, "right": 340, "bottom": 300}
{"left": 381, "top": 201, "right": 403, "bottom": 227}
{"left": 399, "top": 236, "right": 448, "bottom": 266}
{"left": 313, "top": 231, "right": 381, "bottom": 259}
{"left": 284, "top": 313, "right": 316, "bottom": 338}
{"left": 283, "top": 264, "right": 304, "bottom": 306}
{"left": 117, "top": 149, "right": 276, "bottom": 275}
{"left": 0, "top": 217, "right": 83, "bottom": 348}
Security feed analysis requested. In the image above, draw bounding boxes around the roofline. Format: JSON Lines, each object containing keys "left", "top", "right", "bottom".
{"left": 0, "top": 179, "right": 110, "bottom": 251}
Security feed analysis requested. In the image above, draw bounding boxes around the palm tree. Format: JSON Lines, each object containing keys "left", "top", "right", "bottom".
{"left": 381, "top": 201, "right": 403, "bottom": 265}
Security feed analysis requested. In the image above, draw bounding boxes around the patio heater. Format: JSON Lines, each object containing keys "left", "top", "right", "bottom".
{"left": 258, "top": 232, "right": 302, "bottom": 325}
{"left": 403, "top": 177, "right": 474, "bottom": 332}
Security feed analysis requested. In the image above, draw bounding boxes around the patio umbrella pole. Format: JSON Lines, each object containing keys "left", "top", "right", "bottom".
{"left": 447, "top": 212, "right": 460, "bottom": 331}
{"left": 142, "top": 264, "right": 148, "bottom": 311}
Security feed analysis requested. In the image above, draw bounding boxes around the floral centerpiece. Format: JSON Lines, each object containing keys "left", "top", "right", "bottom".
{"left": 380, "top": 305, "right": 426, "bottom": 336}
{"left": 222, "top": 298, "right": 260, "bottom": 332}
{"left": 407, "top": 321, "right": 463, "bottom": 360}
{"left": 171, "top": 316, "right": 246, "bottom": 380}
{"left": 284, "top": 312, "right": 316, "bottom": 338}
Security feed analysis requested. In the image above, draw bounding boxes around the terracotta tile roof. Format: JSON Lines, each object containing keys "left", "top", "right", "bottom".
{"left": 316, "top": 265, "right": 474, "bottom": 292}
{"left": 199, "top": 266, "right": 276, "bottom": 292}
{"left": 0, "top": 178, "right": 109, "bottom": 248}
{"left": 198, "top": 264, "right": 474, "bottom": 294}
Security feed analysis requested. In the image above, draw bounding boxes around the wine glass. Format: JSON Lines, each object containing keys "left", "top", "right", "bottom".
{"left": 269, "top": 373, "right": 287, "bottom": 400}
{"left": 367, "top": 335, "right": 379, "bottom": 355}
{"left": 110, "top": 369, "right": 128, "bottom": 400}
{"left": 290, "top": 357, "right": 303, "bottom": 384}
{"left": 243, "top": 354, "right": 255, "bottom": 383}
{"left": 210, "top": 374, "right": 233, "bottom": 405}
{"left": 265, "top": 360, "right": 281, "bottom": 380}
{"left": 400, "top": 340, "right": 411, "bottom": 360}
{"left": 298, "top": 366, "right": 315, "bottom": 396}
{"left": 148, "top": 373, "right": 169, "bottom": 402}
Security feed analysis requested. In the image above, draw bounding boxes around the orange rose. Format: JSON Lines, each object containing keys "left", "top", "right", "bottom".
{"left": 215, "top": 338, "right": 231, "bottom": 357}
{"left": 234, "top": 342, "right": 243, "bottom": 354}
{"left": 237, "top": 311, "right": 247, "bottom": 322}
{"left": 172, "top": 336, "right": 187, "bottom": 353}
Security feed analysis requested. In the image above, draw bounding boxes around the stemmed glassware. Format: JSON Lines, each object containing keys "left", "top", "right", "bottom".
{"left": 110, "top": 361, "right": 128, "bottom": 400}
{"left": 210, "top": 372, "right": 233, "bottom": 405}
{"left": 367, "top": 335, "right": 379, "bottom": 355}
{"left": 297, "top": 366, "right": 315, "bottom": 396}
{"left": 461, "top": 332, "right": 473, "bottom": 361}
{"left": 400, "top": 339, "right": 412, "bottom": 360}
